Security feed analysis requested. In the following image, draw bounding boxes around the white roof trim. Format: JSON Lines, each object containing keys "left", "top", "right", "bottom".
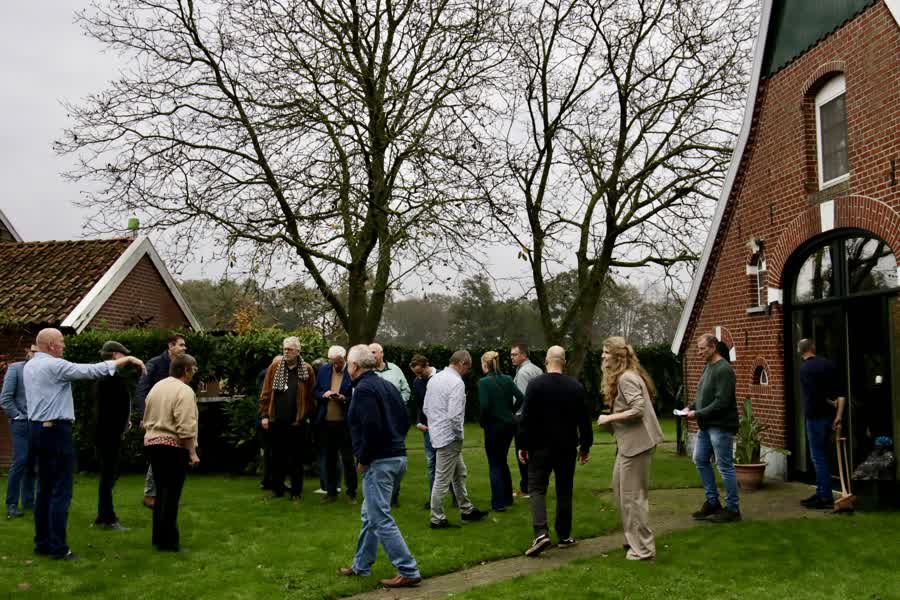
{"left": 0, "top": 208, "right": 23, "bottom": 242}
{"left": 887, "top": 0, "right": 900, "bottom": 28}
{"left": 670, "top": 0, "right": 774, "bottom": 355}
{"left": 61, "top": 236, "right": 203, "bottom": 333}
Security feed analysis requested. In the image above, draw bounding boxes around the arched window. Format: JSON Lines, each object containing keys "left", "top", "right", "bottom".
{"left": 815, "top": 75, "right": 849, "bottom": 189}
{"left": 752, "top": 365, "right": 769, "bottom": 386}
{"left": 792, "top": 233, "right": 899, "bottom": 305}
{"left": 746, "top": 239, "right": 767, "bottom": 311}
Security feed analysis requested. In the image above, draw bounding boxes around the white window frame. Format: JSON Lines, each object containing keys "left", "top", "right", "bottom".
{"left": 815, "top": 75, "right": 849, "bottom": 189}
{"left": 755, "top": 256, "right": 767, "bottom": 307}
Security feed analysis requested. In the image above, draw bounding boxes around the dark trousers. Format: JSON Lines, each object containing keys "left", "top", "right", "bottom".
{"left": 96, "top": 435, "right": 122, "bottom": 523}
{"left": 148, "top": 445, "right": 188, "bottom": 551}
{"left": 258, "top": 424, "right": 273, "bottom": 489}
{"left": 527, "top": 446, "right": 576, "bottom": 540}
{"left": 31, "top": 421, "right": 75, "bottom": 558}
{"left": 514, "top": 430, "right": 529, "bottom": 493}
{"left": 484, "top": 424, "right": 515, "bottom": 510}
{"left": 323, "top": 421, "right": 357, "bottom": 497}
{"left": 5, "top": 419, "right": 36, "bottom": 509}
{"left": 806, "top": 416, "right": 833, "bottom": 500}
{"left": 270, "top": 422, "right": 307, "bottom": 497}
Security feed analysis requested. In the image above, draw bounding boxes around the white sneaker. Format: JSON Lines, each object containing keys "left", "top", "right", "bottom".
{"left": 313, "top": 487, "right": 340, "bottom": 495}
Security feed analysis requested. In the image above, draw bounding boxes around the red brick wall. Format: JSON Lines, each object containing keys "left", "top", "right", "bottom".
{"left": 683, "top": 2, "right": 900, "bottom": 450}
{"left": 88, "top": 255, "right": 191, "bottom": 331}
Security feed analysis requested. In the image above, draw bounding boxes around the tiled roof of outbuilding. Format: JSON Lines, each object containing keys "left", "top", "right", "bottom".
{"left": 0, "top": 239, "right": 132, "bottom": 327}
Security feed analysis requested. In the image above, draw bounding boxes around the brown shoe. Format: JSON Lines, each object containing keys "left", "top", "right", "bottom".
{"left": 337, "top": 567, "right": 360, "bottom": 577}
{"left": 380, "top": 574, "right": 422, "bottom": 588}
{"left": 142, "top": 496, "right": 155, "bottom": 509}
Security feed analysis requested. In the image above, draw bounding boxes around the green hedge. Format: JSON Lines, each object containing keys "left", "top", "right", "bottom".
{"left": 64, "top": 330, "right": 680, "bottom": 474}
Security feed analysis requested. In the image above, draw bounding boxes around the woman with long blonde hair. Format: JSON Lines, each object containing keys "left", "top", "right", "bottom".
{"left": 478, "top": 351, "right": 524, "bottom": 512}
{"left": 597, "top": 336, "right": 664, "bottom": 561}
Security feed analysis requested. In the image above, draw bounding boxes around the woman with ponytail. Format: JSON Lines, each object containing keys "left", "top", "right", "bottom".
{"left": 477, "top": 351, "right": 524, "bottom": 512}
{"left": 597, "top": 337, "right": 664, "bottom": 561}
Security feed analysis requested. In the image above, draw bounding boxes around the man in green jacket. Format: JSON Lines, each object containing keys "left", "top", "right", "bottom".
{"left": 686, "top": 334, "right": 740, "bottom": 523}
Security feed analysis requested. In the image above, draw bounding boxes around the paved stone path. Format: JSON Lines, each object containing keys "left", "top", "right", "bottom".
{"left": 347, "top": 481, "right": 830, "bottom": 600}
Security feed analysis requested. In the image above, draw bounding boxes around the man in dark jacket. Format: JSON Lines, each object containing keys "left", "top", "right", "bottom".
{"left": 518, "top": 345, "right": 592, "bottom": 557}
{"left": 313, "top": 345, "right": 355, "bottom": 502}
{"left": 338, "top": 345, "right": 421, "bottom": 589}
{"left": 686, "top": 333, "right": 740, "bottom": 523}
{"left": 135, "top": 334, "right": 187, "bottom": 508}
{"left": 93, "top": 341, "right": 134, "bottom": 530}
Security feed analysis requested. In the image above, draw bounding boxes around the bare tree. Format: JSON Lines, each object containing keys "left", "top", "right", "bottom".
{"left": 495, "top": 0, "right": 756, "bottom": 374}
{"left": 59, "top": 0, "right": 508, "bottom": 344}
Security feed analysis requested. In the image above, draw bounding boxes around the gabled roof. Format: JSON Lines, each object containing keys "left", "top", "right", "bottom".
{"left": 670, "top": 0, "right": 775, "bottom": 355}
{"left": 671, "top": 0, "right": 900, "bottom": 355}
{"left": 0, "top": 208, "right": 22, "bottom": 242}
{"left": 0, "top": 236, "right": 201, "bottom": 333}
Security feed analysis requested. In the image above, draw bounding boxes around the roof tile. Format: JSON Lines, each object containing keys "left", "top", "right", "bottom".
{"left": 0, "top": 239, "right": 133, "bottom": 327}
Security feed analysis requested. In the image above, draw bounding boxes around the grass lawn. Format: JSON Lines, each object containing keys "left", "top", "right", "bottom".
{"left": 1, "top": 422, "right": 697, "bottom": 598}
{"left": 454, "top": 512, "right": 900, "bottom": 600}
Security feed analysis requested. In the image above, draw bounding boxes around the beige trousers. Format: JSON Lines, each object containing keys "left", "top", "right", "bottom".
{"left": 612, "top": 447, "right": 655, "bottom": 559}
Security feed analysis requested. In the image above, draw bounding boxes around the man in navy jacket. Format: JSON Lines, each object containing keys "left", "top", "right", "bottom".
{"left": 1, "top": 344, "right": 38, "bottom": 518}
{"left": 338, "top": 345, "right": 421, "bottom": 588}
{"left": 313, "top": 345, "right": 356, "bottom": 501}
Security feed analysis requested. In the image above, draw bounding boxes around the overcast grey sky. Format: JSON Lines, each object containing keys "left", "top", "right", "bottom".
{"left": 0, "top": 2, "right": 676, "bottom": 301}
{"left": 0, "top": 1, "right": 538, "bottom": 294}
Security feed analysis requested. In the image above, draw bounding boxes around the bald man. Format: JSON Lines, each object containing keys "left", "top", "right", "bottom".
{"left": 517, "top": 346, "right": 592, "bottom": 557}
{"left": 24, "top": 328, "right": 145, "bottom": 561}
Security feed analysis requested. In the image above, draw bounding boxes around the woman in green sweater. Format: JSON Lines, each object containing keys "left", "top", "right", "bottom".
{"left": 478, "top": 351, "right": 525, "bottom": 512}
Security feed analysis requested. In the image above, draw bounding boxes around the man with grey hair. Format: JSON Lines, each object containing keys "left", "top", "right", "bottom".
{"left": 369, "top": 342, "right": 411, "bottom": 506}
{"left": 511, "top": 343, "right": 542, "bottom": 499}
{"left": 313, "top": 345, "right": 356, "bottom": 502}
{"left": 259, "top": 336, "right": 316, "bottom": 501}
{"left": 369, "top": 343, "right": 411, "bottom": 405}
{"left": 24, "top": 328, "right": 145, "bottom": 560}
{"left": 339, "top": 345, "right": 421, "bottom": 588}
{"left": 424, "top": 350, "right": 488, "bottom": 528}
{"left": 685, "top": 333, "right": 740, "bottom": 523}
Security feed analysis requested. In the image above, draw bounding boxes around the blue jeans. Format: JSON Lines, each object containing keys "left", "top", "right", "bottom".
{"left": 423, "top": 431, "right": 436, "bottom": 495}
{"left": 693, "top": 427, "right": 740, "bottom": 512}
{"left": 484, "top": 424, "right": 515, "bottom": 510}
{"left": 31, "top": 421, "right": 75, "bottom": 557}
{"left": 5, "top": 420, "right": 36, "bottom": 509}
{"left": 352, "top": 456, "right": 420, "bottom": 578}
{"left": 806, "top": 416, "right": 833, "bottom": 500}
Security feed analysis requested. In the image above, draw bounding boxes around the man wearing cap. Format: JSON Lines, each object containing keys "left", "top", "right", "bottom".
{"left": 93, "top": 341, "right": 134, "bottom": 530}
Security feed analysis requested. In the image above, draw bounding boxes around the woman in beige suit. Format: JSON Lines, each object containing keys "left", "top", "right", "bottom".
{"left": 597, "top": 336, "right": 664, "bottom": 561}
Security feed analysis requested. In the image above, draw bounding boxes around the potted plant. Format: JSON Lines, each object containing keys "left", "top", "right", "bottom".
{"left": 734, "top": 398, "right": 789, "bottom": 491}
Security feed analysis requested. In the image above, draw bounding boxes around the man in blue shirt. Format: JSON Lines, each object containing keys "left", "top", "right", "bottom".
{"left": 798, "top": 338, "right": 846, "bottom": 509}
{"left": 338, "top": 345, "right": 421, "bottom": 588}
{"left": 24, "top": 328, "right": 145, "bottom": 560}
{"left": 1, "top": 343, "right": 38, "bottom": 518}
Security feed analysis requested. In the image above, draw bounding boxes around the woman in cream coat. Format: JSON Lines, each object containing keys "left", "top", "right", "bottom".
{"left": 597, "top": 336, "right": 664, "bottom": 561}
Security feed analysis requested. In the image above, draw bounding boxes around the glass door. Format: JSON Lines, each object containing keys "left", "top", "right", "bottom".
{"left": 790, "top": 304, "right": 846, "bottom": 480}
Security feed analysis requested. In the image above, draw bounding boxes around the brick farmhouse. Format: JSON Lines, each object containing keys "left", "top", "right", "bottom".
{"left": 673, "top": 0, "right": 900, "bottom": 493}
{"left": 0, "top": 208, "right": 200, "bottom": 467}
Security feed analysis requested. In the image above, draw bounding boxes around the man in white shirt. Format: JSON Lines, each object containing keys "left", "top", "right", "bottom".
{"left": 423, "top": 350, "right": 488, "bottom": 528}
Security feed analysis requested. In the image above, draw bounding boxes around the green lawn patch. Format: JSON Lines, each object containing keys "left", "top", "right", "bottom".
{"left": 0, "top": 425, "right": 699, "bottom": 598}
{"left": 455, "top": 512, "right": 900, "bottom": 600}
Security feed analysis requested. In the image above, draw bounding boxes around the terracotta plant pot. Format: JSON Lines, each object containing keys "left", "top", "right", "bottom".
{"left": 734, "top": 463, "right": 767, "bottom": 491}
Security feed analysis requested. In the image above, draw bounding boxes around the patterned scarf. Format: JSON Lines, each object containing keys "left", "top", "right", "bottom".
{"left": 273, "top": 356, "right": 309, "bottom": 391}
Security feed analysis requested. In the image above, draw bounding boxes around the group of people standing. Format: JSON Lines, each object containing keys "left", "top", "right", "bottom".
{"left": 4, "top": 327, "right": 846, "bottom": 589}
{"left": 0, "top": 329, "right": 199, "bottom": 558}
